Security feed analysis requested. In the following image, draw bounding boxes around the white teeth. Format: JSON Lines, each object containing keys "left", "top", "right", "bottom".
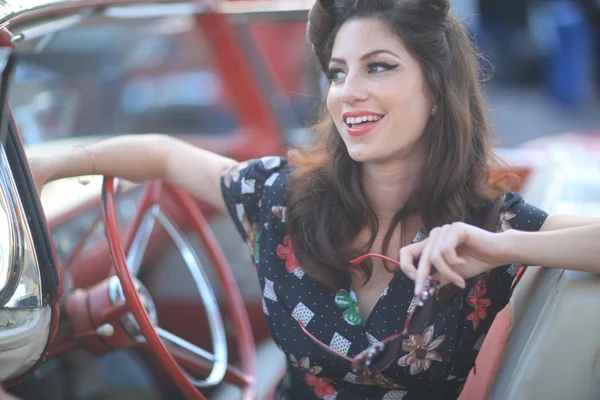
{"left": 345, "top": 115, "right": 382, "bottom": 125}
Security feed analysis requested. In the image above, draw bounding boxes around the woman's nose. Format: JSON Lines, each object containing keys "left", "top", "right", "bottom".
{"left": 340, "top": 73, "right": 368, "bottom": 104}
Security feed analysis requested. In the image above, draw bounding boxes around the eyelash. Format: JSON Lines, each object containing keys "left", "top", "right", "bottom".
{"left": 368, "top": 61, "right": 399, "bottom": 73}
{"left": 326, "top": 61, "right": 399, "bottom": 82}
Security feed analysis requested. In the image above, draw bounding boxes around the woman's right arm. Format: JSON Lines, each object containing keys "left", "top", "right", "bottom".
{"left": 30, "top": 134, "right": 238, "bottom": 213}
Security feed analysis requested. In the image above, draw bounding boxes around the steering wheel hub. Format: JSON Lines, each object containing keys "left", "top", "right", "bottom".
{"left": 107, "top": 275, "right": 158, "bottom": 342}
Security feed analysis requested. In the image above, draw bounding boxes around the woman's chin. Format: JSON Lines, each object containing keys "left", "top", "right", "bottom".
{"left": 346, "top": 145, "right": 385, "bottom": 164}
{"left": 346, "top": 150, "right": 369, "bottom": 163}
{"left": 346, "top": 143, "right": 373, "bottom": 163}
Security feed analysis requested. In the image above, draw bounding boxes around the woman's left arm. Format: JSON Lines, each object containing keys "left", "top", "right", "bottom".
{"left": 401, "top": 213, "right": 600, "bottom": 295}
{"left": 539, "top": 213, "right": 600, "bottom": 232}
{"left": 503, "top": 216, "right": 600, "bottom": 273}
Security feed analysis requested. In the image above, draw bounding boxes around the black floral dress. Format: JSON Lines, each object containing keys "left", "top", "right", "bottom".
{"left": 220, "top": 157, "right": 548, "bottom": 400}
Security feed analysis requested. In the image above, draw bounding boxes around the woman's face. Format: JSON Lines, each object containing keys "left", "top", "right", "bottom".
{"left": 326, "top": 18, "right": 434, "bottom": 164}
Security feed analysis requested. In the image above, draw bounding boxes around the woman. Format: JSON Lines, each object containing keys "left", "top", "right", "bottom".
{"left": 30, "top": 0, "right": 600, "bottom": 399}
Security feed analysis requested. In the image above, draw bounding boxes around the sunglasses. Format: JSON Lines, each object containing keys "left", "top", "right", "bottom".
{"left": 297, "top": 253, "right": 444, "bottom": 381}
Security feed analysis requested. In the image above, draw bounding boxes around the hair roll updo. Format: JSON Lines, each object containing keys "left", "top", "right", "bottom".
{"left": 285, "top": 0, "right": 506, "bottom": 291}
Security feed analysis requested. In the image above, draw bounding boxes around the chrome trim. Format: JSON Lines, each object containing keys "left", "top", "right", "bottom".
{"left": 0, "top": 185, "right": 17, "bottom": 305}
{"left": 157, "top": 325, "right": 220, "bottom": 362}
{"left": 0, "top": 0, "right": 311, "bottom": 26}
{"left": 125, "top": 204, "right": 158, "bottom": 277}
{"left": 13, "top": 13, "right": 86, "bottom": 42}
{"left": 226, "top": 5, "right": 311, "bottom": 23}
{"left": 107, "top": 275, "right": 158, "bottom": 342}
{"left": 103, "top": 2, "right": 211, "bottom": 18}
{"left": 0, "top": 49, "right": 12, "bottom": 73}
{"left": 0, "top": 305, "right": 52, "bottom": 381}
{"left": 0, "top": 145, "right": 42, "bottom": 308}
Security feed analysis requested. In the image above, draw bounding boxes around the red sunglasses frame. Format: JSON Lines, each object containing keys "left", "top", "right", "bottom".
{"left": 295, "top": 253, "right": 441, "bottom": 380}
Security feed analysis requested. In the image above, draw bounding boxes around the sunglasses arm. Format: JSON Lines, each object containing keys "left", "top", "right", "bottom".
{"left": 350, "top": 253, "right": 402, "bottom": 267}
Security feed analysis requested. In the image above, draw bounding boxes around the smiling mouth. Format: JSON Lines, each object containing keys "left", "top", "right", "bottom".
{"left": 344, "top": 115, "right": 384, "bottom": 129}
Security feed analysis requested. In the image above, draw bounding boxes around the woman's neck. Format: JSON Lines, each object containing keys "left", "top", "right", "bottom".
{"left": 361, "top": 152, "right": 424, "bottom": 220}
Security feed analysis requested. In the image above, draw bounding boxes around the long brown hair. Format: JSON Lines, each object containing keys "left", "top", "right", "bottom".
{"left": 286, "top": 0, "right": 506, "bottom": 291}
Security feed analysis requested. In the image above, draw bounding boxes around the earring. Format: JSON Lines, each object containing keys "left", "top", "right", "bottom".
{"left": 431, "top": 105, "right": 438, "bottom": 116}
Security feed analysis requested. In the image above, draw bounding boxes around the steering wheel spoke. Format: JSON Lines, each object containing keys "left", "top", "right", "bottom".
{"left": 157, "top": 327, "right": 227, "bottom": 388}
{"left": 126, "top": 204, "right": 160, "bottom": 276}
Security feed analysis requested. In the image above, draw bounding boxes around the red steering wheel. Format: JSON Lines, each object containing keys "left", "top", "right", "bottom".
{"left": 101, "top": 178, "right": 257, "bottom": 399}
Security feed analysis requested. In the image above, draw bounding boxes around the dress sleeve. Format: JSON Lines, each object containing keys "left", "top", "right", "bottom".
{"left": 500, "top": 192, "right": 549, "bottom": 232}
{"left": 478, "top": 192, "right": 550, "bottom": 314}
{"left": 219, "top": 156, "right": 289, "bottom": 264}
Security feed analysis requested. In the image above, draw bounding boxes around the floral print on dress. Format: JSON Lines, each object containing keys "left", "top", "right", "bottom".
{"left": 501, "top": 203, "right": 525, "bottom": 279}
{"left": 499, "top": 210, "right": 517, "bottom": 232}
{"left": 222, "top": 162, "right": 248, "bottom": 188}
{"left": 277, "top": 235, "right": 303, "bottom": 276}
{"left": 397, "top": 325, "right": 446, "bottom": 375}
{"left": 335, "top": 289, "right": 362, "bottom": 326}
{"left": 272, "top": 205, "right": 287, "bottom": 222}
{"left": 305, "top": 373, "right": 337, "bottom": 398}
{"left": 240, "top": 212, "right": 260, "bottom": 265}
{"left": 466, "top": 282, "right": 492, "bottom": 330}
{"left": 289, "top": 354, "right": 322, "bottom": 375}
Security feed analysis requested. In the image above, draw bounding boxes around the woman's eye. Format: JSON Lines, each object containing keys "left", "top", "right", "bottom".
{"left": 327, "top": 68, "right": 346, "bottom": 83}
{"left": 368, "top": 62, "right": 399, "bottom": 74}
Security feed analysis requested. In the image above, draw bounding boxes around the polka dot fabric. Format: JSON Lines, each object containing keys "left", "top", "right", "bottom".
{"left": 220, "top": 158, "right": 548, "bottom": 400}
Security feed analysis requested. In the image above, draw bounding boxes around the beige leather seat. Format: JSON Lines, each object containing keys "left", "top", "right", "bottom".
{"left": 461, "top": 148, "right": 600, "bottom": 400}
{"left": 489, "top": 266, "right": 600, "bottom": 400}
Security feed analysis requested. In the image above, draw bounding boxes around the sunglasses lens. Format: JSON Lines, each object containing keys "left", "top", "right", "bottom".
{"left": 405, "top": 294, "right": 436, "bottom": 335}
{"left": 370, "top": 339, "right": 403, "bottom": 372}
{"left": 351, "top": 332, "right": 407, "bottom": 378}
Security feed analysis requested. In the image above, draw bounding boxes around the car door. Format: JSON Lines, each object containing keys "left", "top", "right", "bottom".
{"left": 0, "top": 48, "right": 62, "bottom": 387}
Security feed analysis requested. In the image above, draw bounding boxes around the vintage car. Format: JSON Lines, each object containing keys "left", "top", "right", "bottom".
{"left": 1, "top": 1, "right": 600, "bottom": 400}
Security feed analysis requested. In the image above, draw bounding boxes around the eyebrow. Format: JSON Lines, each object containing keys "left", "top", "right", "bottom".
{"left": 329, "top": 49, "right": 401, "bottom": 65}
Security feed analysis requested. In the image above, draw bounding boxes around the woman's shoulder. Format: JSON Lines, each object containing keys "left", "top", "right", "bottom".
{"left": 220, "top": 156, "right": 291, "bottom": 219}
{"left": 221, "top": 156, "right": 291, "bottom": 196}
{"left": 222, "top": 156, "right": 290, "bottom": 184}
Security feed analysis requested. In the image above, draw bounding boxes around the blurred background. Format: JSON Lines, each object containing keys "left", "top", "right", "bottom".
{"left": 453, "top": 0, "right": 600, "bottom": 149}
{"left": 9, "top": 0, "right": 600, "bottom": 152}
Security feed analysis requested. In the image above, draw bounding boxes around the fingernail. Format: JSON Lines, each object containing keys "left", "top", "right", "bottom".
{"left": 458, "top": 279, "right": 466, "bottom": 289}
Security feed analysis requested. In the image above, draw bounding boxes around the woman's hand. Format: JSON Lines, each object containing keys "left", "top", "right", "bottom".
{"left": 399, "top": 222, "right": 510, "bottom": 295}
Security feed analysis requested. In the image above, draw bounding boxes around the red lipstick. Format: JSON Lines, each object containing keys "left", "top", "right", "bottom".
{"left": 341, "top": 111, "right": 384, "bottom": 137}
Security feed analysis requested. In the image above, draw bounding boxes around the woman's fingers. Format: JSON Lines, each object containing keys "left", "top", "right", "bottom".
{"left": 414, "top": 225, "right": 470, "bottom": 295}
{"left": 399, "top": 240, "right": 426, "bottom": 281}
{"left": 433, "top": 226, "right": 467, "bottom": 288}
{"left": 414, "top": 231, "right": 436, "bottom": 295}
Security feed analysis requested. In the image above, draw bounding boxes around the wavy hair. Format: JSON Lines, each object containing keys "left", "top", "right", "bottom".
{"left": 285, "top": 0, "right": 506, "bottom": 290}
